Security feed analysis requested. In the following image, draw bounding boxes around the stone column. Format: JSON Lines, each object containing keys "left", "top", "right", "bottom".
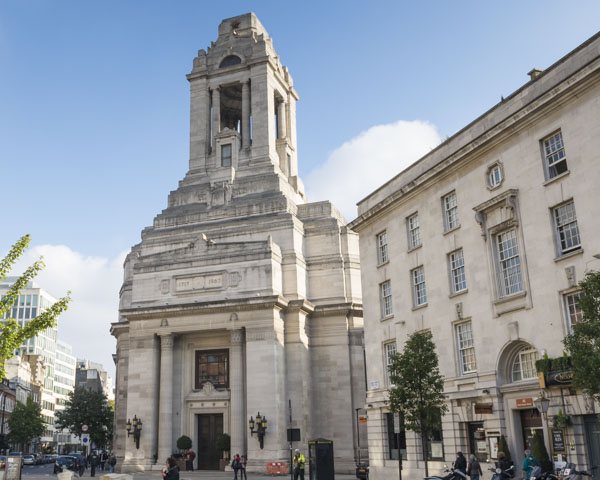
{"left": 158, "top": 334, "right": 174, "bottom": 462}
{"left": 242, "top": 81, "right": 251, "bottom": 148}
{"left": 230, "top": 329, "right": 245, "bottom": 456}
{"left": 277, "top": 100, "right": 286, "bottom": 139}
{"left": 212, "top": 87, "right": 221, "bottom": 146}
{"left": 206, "top": 86, "right": 212, "bottom": 153}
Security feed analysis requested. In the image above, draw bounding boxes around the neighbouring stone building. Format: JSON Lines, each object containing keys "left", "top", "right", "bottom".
{"left": 112, "top": 13, "right": 365, "bottom": 473}
{"left": 349, "top": 32, "right": 600, "bottom": 479}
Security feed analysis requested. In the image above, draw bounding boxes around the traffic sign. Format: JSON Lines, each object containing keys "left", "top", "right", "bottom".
{"left": 81, "top": 433, "right": 90, "bottom": 445}
{"left": 82, "top": 424, "right": 89, "bottom": 432}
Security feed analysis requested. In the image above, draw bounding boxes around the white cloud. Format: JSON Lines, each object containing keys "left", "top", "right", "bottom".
{"left": 12, "top": 245, "right": 126, "bottom": 379}
{"left": 305, "top": 120, "right": 442, "bottom": 220}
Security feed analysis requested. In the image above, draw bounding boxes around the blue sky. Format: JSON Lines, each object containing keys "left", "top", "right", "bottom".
{"left": 1, "top": 0, "right": 599, "bottom": 373}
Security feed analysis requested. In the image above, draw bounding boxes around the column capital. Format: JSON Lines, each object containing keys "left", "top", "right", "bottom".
{"left": 159, "top": 333, "right": 174, "bottom": 349}
{"left": 230, "top": 328, "right": 244, "bottom": 346}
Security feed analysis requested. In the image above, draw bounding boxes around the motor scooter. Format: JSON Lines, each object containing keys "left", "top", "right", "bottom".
{"left": 559, "top": 463, "right": 596, "bottom": 480}
{"left": 489, "top": 464, "right": 514, "bottom": 480}
{"left": 424, "top": 465, "right": 468, "bottom": 480}
{"left": 529, "top": 466, "right": 559, "bottom": 480}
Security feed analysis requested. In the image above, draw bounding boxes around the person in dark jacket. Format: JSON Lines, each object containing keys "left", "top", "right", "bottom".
{"left": 161, "top": 457, "right": 179, "bottom": 480}
{"left": 468, "top": 454, "right": 483, "bottom": 480}
{"left": 89, "top": 452, "right": 99, "bottom": 477}
{"left": 454, "top": 451, "right": 467, "bottom": 474}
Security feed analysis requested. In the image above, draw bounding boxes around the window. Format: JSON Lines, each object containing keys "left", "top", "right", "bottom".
{"left": 412, "top": 267, "right": 427, "bottom": 306}
{"left": 427, "top": 411, "right": 444, "bottom": 460}
{"left": 542, "top": 131, "right": 568, "bottom": 179}
{"left": 377, "top": 231, "right": 389, "bottom": 264}
{"left": 512, "top": 347, "right": 539, "bottom": 382}
{"left": 456, "top": 322, "right": 476, "bottom": 374}
{"left": 219, "top": 55, "right": 242, "bottom": 68}
{"left": 553, "top": 201, "right": 581, "bottom": 255}
{"left": 449, "top": 249, "right": 467, "bottom": 294}
{"left": 496, "top": 230, "right": 523, "bottom": 296}
{"left": 443, "top": 192, "right": 459, "bottom": 231}
{"left": 195, "top": 350, "right": 229, "bottom": 389}
{"left": 386, "top": 413, "right": 407, "bottom": 460}
{"left": 380, "top": 281, "right": 393, "bottom": 318}
{"left": 384, "top": 342, "right": 397, "bottom": 386}
{"left": 407, "top": 213, "right": 421, "bottom": 249}
{"left": 488, "top": 164, "right": 503, "bottom": 188}
{"left": 564, "top": 291, "right": 583, "bottom": 331}
{"left": 221, "top": 144, "right": 232, "bottom": 167}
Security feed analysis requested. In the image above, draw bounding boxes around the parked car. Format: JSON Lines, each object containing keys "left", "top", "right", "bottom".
{"left": 22, "top": 455, "right": 35, "bottom": 466}
{"left": 53, "top": 456, "right": 77, "bottom": 474}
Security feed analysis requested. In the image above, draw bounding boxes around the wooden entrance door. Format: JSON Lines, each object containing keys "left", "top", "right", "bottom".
{"left": 520, "top": 408, "right": 542, "bottom": 450}
{"left": 197, "top": 414, "right": 223, "bottom": 470}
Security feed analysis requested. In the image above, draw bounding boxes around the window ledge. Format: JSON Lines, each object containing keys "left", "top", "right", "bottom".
{"left": 487, "top": 183, "right": 503, "bottom": 192}
{"left": 380, "top": 315, "right": 394, "bottom": 322}
{"left": 543, "top": 170, "right": 570, "bottom": 186}
{"left": 377, "top": 260, "right": 390, "bottom": 268}
{"left": 449, "top": 289, "right": 468, "bottom": 298}
{"left": 407, "top": 244, "right": 422, "bottom": 253}
{"left": 443, "top": 225, "right": 461, "bottom": 236}
{"left": 412, "top": 303, "right": 428, "bottom": 311}
{"left": 494, "top": 291, "right": 527, "bottom": 306}
{"left": 554, "top": 248, "right": 583, "bottom": 263}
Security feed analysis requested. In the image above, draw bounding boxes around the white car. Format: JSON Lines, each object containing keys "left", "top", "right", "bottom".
{"left": 22, "top": 456, "right": 35, "bottom": 466}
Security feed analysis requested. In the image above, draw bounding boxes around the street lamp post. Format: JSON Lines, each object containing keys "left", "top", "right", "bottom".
{"left": 534, "top": 391, "right": 551, "bottom": 453}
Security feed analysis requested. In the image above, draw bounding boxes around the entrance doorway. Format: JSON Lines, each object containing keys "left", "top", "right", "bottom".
{"left": 197, "top": 414, "right": 223, "bottom": 470}
{"left": 468, "top": 422, "right": 488, "bottom": 462}
{"left": 584, "top": 415, "right": 600, "bottom": 480}
{"left": 520, "top": 409, "right": 542, "bottom": 451}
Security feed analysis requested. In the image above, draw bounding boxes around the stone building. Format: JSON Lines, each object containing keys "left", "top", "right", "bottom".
{"left": 112, "top": 13, "right": 365, "bottom": 473}
{"left": 349, "top": 33, "right": 600, "bottom": 479}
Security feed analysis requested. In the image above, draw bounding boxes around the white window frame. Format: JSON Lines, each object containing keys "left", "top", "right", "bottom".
{"left": 384, "top": 341, "right": 397, "bottom": 386}
{"left": 380, "top": 281, "right": 393, "bottom": 318}
{"left": 221, "top": 144, "right": 232, "bottom": 167}
{"left": 553, "top": 200, "right": 581, "bottom": 256}
{"left": 487, "top": 163, "right": 503, "bottom": 189}
{"left": 542, "top": 130, "right": 568, "bottom": 180}
{"left": 511, "top": 347, "right": 539, "bottom": 382}
{"left": 455, "top": 321, "right": 476, "bottom": 374}
{"left": 407, "top": 213, "right": 421, "bottom": 250}
{"left": 448, "top": 249, "right": 467, "bottom": 294}
{"left": 411, "top": 267, "right": 427, "bottom": 307}
{"left": 442, "top": 191, "right": 459, "bottom": 231}
{"left": 564, "top": 291, "right": 583, "bottom": 332}
{"left": 377, "top": 231, "right": 389, "bottom": 265}
{"left": 495, "top": 229, "right": 523, "bottom": 297}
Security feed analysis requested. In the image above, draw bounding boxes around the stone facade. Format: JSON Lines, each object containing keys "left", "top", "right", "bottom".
{"left": 112, "top": 13, "right": 366, "bottom": 473}
{"left": 349, "top": 33, "right": 600, "bottom": 479}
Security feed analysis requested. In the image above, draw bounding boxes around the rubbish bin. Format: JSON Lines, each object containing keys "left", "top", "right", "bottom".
{"left": 308, "top": 438, "right": 334, "bottom": 480}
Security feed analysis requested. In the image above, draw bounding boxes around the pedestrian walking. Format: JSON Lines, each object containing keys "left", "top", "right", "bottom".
{"left": 231, "top": 454, "right": 241, "bottom": 480}
{"left": 186, "top": 449, "right": 196, "bottom": 471}
{"left": 293, "top": 449, "right": 305, "bottom": 480}
{"left": 89, "top": 452, "right": 99, "bottom": 477}
{"left": 100, "top": 451, "right": 107, "bottom": 471}
{"left": 467, "top": 454, "right": 483, "bottom": 480}
{"left": 454, "top": 451, "right": 467, "bottom": 475}
{"left": 109, "top": 454, "right": 117, "bottom": 473}
{"left": 240, "top": 455, "right": 247, "bottom": 480}
{"left": 78, "top": 456, "right": 86, "bottom": 477}
{"left": 161, "top": 457, "right": 179, "bottom": 480}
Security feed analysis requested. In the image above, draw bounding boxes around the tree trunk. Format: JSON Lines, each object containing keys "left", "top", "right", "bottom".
{"left": 421, "top": 418, "right": 429, "bottom": 478}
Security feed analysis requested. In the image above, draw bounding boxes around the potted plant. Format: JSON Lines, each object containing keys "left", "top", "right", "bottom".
{"left": 552, "top": 408, "right": 571, "bottom": 429}
{"left": 174, "top": 435, "right": 192, "bottom": 470}
{"left": 216, "top": 433, "right": 230, "bottom": 471}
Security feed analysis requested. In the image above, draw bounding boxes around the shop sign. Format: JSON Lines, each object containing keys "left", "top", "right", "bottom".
{"left": 552, "top": 428, "right": 566, "bottom": 453}
{"left": 474, "top": 403, "right": 493, "bottom": 414}
{"left": 516, "top": 397, "right": 533, "bottom": 408}
{"left": 359, "top": 415, "right": 368, "bottom": 424}
{"left": 546, "top": 370, "right": 573, "bottom": 387}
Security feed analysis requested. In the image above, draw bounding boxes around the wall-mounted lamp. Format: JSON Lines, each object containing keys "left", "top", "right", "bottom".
{"left": 249, "top": 412, "right": 267, "bottom": 449}
{"left": 126, "top": 415, "right": 143, "bottom": 449}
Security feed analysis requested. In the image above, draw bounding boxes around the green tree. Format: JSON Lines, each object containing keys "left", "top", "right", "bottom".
{"left": 7, "top": 397, "right": 44, "bottom": 446}
{"left": 55, "top": 388, "right": 113, "bottom": 448}
{"left": 497, "top": 434, "right": 512, "bottom": 463}
{"left": 563, "top": 270, "right": 600, "bottom": 403}
{"left": 388, "top": 331, "right": 448, "bottom": 477}
{"left": 0, "top": 235, "right": 71, "bottom": 379}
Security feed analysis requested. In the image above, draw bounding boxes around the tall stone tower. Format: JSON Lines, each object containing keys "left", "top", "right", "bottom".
{"left": 112, "top": 13, "right": 365, "bottom": 473}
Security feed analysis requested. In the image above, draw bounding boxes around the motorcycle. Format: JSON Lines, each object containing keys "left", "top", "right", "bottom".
{"left": 489, "top": 464, "right": 514, "bottom": 480}
{"left": 559, "top": 463, "right": 596, "bottom": 479}
{"left": 424, "top": 465, "right": 468, "bottom": 480}
{"left": 530, "top": 466, "right": 559, "bottom": 480}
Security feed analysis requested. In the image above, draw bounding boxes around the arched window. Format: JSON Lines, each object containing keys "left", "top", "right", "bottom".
{"left": 219, "top": 55, "right": 242, "bottom": 68}
{"left": 511, "top": 347, "right": 539, "bottom": 382}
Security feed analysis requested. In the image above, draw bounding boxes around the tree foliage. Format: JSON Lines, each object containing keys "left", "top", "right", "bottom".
{"left": 7, "top": 397, "right": 44, "bottom": 445}
{"left": 0, "top": 235, "right": 71, "bottom": 379}
{"left": 55, "top": 387, "right": 113, "bottom": 447}
{"left": 177, "top": 435, "right": 192, "bottom": 451}
{"left": 388, "top": 330, "right": 448, "bottom": 477}
{"left": 498, "top": 434, "right": 512, "bottom": 463}
{"left": 563, "top": 270, "right": 600, "bottom": 403}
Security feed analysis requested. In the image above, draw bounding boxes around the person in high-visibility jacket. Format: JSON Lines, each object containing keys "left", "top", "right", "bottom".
{"left": 293, "top": 449, "right": 305, "bottom": 480}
